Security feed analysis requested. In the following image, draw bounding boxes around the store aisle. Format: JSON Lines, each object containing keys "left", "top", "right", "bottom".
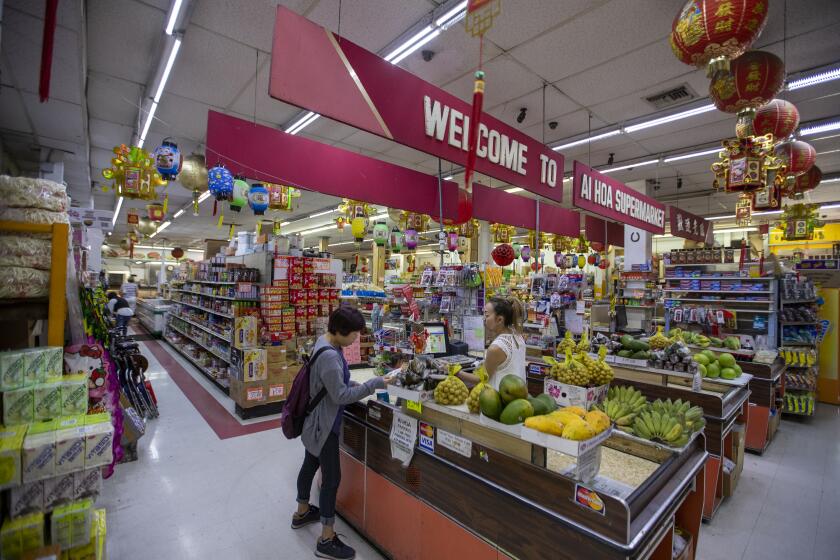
{"left": 99, "top": 336, "right": 385, "bottom": 560}
{"left": 697, "top": 405, "right": 840, "bottom": 560}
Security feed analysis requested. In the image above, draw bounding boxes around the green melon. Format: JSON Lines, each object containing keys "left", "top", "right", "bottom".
{"left": 479, "top": 387, "right": 503, "bottom": 420}
{"left": 499, "top": 399, "right": 534, "bottom": 425}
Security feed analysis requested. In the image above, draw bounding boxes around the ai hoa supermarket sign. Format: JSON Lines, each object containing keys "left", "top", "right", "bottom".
{"left": 572, "top": 161, "right": 665, "bottom": 234}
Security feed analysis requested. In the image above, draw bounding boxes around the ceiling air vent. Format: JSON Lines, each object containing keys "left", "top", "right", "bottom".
{"left": 644, "top": 84, "right": 698, "bottom": 110}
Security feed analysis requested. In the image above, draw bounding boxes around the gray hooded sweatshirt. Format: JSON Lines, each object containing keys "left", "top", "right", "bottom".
{"left": 302, "top": 335, "right": 385, "bottom": 455}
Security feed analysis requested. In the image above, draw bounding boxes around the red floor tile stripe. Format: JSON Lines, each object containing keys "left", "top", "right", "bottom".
{"left": 141, "top": 336, "right": 281, "bottom": 439}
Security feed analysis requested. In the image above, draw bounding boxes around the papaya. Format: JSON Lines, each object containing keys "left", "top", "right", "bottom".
{"left": 479, "top": 387, "right": 503, "bottom": 420}
{"left": 499, "top": 399, "right": 534, "bottom": 425}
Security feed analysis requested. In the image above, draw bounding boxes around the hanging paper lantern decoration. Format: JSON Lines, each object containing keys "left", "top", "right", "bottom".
{"left": 789, "top": 166, "right": 822, "bottom": 197}
{"left": 735, "top": 193, "right": 753, "bottom": 226}
{"left": 405, "top": 228, "right": 419, "bottom": 250}
{"left": 180, "top": 154, "right": 208, "bottom": 192}
{"left": 491, "top": 223, "right": 513, "bottom": 244}
{"left": 171, "top": 247, "right": 184, "bottom": 259}
{"left": 207, "top": 165, "right": 234, "bottom": 201}
{"left": 153, "top": 139, "right": 182, "bottom": 180}
{"left": 780, "top": 203, "right": 823, "bottom": 241}
{"left": 406, "top": 254, "right": 416, "bottom": 273}
{"left": 512, "top": 242, "right": 522, "bottom": 259}
{"left": 136, "top": 217, "right": 157, "bottom": 237}
{"left": 126, "top": 210, "right": 139, "bottom": 226}
{"left": 753, "top": 99, "right": 799, "bottom": 141}
{"left": 247, "top": 183, "right": 270, "bottom": 215}
{"left": 670, "top": 0, "right": 769, "bottom": 78}
{"left": 590, "top": 241, "right": 605, "bottom": 253}
{"left": 101, "top": 144, "right": 166, "bottom": 200}
{"left": 147, "top": 203, "right": 164, "bottom": 223}
{"left": 521, "top": 245, "right": 531, "bottom": 263}
{"left": 372, "top": 221, "right": 389, "bottom": 246}
{"left": 491, "top": 244, "right": 515, "bottom": 267}
{"left": 351, "top": 217, "right": 367, "bottom": 243}
{"left": 712, "top": 134, "right": 779, "bottom": 192}
{"left": 390, "top": 228, "right": 405, "bottom": 253}
{"left": 336, "top": 216, "right": 346, "bottom": 231}
{"left": 459, "top": 219, "right": 479, "bottom": 239}
{"left": 229, "top": 177, "right": 249, "bottom": 212}
{"left": 587, "top": 254, "right": 597, "bottom": 266}
{"left": 554, "top": 252, "right": 565, "bottom": 268}
{"left": 599, "top": 258, "right": 610, "bottom": 270}
{"left": 457, "top": 235, "right": 468, "bottom": 254}
{"left": 265, "top": 183, "right": 299, "bottom": 211}
{"left": 447, "top": 231, "right": 459, "bottom": 252}
{"left": 577, "top": 255, "right": 586, "bottom": 269}
{"left": 775, "top": 140, "right": 816, "bottom": 178}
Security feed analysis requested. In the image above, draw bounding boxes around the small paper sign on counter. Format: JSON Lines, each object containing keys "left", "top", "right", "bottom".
{"left": 389, "top": 411, "right": 418, "bottom": 467}
{"left": 436, "top": 428, "right": 472, "bottom": 458}
{"left": 406, "top": 400, "right": 422, "bottom": 414}
{"left": 692, "top": 372, "right": 702, "bottom": 392}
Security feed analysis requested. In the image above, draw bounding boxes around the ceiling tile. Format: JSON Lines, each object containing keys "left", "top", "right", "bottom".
{"left": 401, "top": 27, "right": 503, "bottom": 87}
{"left": 485, "top": 0, "right": 611, "bottom": 51}
{"left": 88, "top": 118, "right": 134, "bottom": 151}
{"left": 87, "top": 73, "right": 144, "bottom": 127}
{"left": 0, "top": 87, "right": 32, "bottom": 133}
{"left": 342, "top": 129, "right": 398, "bottom": 153}
{"left": 486, "top": 86, "right": 582, "bottom": 134}
{"left": 21, "top": 91, "right": 84, "bottom": 144}
{"left": 87, "top": 0, "right": 165, "bottom": 83}
{"left": 444, "top": 54, "right": 544, "bottom": 109}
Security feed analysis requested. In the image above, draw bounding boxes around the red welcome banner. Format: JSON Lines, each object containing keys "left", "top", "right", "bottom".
{"left": 205, "top": 111, "right": 459, "bottom": 219}
{"left": 269, "top": 6, "right": 564, "bottom": 203}
{"left": 572, "top": 161, "right": 666, "bottom": 235}
{"left": 584, "top": 215, "right": 625, "bottom": 248}
{"left": 669, "top": 206, "right": 710, "bottom": 243}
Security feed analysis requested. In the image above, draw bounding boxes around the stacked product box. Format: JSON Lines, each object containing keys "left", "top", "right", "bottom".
{"left": 261, "top": 284, "right": 292, "bottom": 338}
{"left": 274, "top": 256, "right": 340, "bottom": 339}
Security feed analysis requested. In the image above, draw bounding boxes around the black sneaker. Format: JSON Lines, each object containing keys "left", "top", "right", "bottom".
{"left": 291, "top": 505, "right": 320, "bottom": 529}
{"left": 315, "top": 534, "right": 355, "bottom": 560}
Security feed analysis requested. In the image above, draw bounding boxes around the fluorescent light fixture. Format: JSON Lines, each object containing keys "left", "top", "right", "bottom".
{"left": 435, "top": 1, "right": 467, "bottom": 26}
{"left": 552, "top": 129, "right": 622, "bottom": 152}
{"left": 165, "top": 0, "right": 184, "bottom": 35}
{"left": 154, "top": 39, "right": 181, "bottom": 103}
{"left": 107, "top": 232, "right": 112, "bottom": 236}
{"left": 135, "top": 261, "right": 144, "bottom": 265}
{"left": 505, "top": 187, "right": 523, "bottom": 193}
{"left": 625, "top": 104, "right": 715, "bottom": 133}
{"left": 286, "top": 111, "right": 320, "bottom": 135}
{"left": 300, "top": 224, "right": 337, "bottom": 236}
{"left": 149, "top": 220, "right": 171, "bottom": 238}
{"left": 600, "top": 159, "right": 659, "bottom": 173}
{"left": 788, "top": 65, "right": 840, "bottom": 90}
{"left": 173, "top": 209, "right": 185, "bottom": 219}
{"left": 753, "top": 210, "right": 783, "bottom": 216}
{"left": 799, "top": 118, "right": 840, "bottom": 137}
{"left": 111, "top": 197, "right": 124, "bottom": 227}
{"left": 663, "top": 147, "right": 721, "bottom": 163}
{"left": 197, "top": 191, "right": 211, "bottom": 203}
{"left": 280, "top": 221, "right": 290, "bottom": 226}
{"left": 308, "top": 209, "right": 336, "bottom": 219}
{"left": 139, "top": 101, "right": 158, "bottom": 142}
{"left": 443, "top": 175, "right": 453, "bottom": 181}
{"left": 415, "top": 251, "right": 436, "bottom": 255}
{"left": 821, "top": 177, "right": 840, "bottom": 184}
{"left": 706, "top": 214, "right": 735, "bottom": 220}
{"left": 820, "top": 203, "right": 840, "bottom": 210}
{"left": 386, "top": 26, "right": 441, "bottom": 65}
{"left": 714, "top": 227, "right": 758, "bottom": 234}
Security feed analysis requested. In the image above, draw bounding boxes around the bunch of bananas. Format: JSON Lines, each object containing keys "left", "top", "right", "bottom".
{"left": 595, "top": 385, "right": 647, "bottom": 428}
{"left": 650, "top": 398, "right": 706, "bottom": 433}
{"left": 632, "top": 410, "right": 689, "bottom": 447}
{"left": 648, "top": 326, "right": 670, "bottom": 350}
{"left": 557, "top": 331, "right": 576, "bottom": 354}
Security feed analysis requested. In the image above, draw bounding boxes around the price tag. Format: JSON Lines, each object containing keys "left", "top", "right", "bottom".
{"left": 436, "top": 429, "right": 472, "bottom": 458}
{"left": 406, "top": 400, "right": 422, "bottom": 414}
{"left": 692, "top": 372, "right": 702, "bottom": 392}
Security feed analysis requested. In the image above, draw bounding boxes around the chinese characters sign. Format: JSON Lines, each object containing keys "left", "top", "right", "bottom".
{"left": 668, "top": 207, "right": 710, "bottom": 243}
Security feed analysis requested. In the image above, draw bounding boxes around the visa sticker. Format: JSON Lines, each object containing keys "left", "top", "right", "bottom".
{"left": 574, "top": 484, "right": 606, "bottom": 516}
{"left": 418, "top": 421, "right": 434, "bottom": 453}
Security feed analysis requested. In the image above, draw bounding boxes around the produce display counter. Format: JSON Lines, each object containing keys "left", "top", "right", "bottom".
{"left": 741, "top": 360, "right": 785, "bottom": 454}
{"left": 337, "top": 393, "right": 708, "bottom": 560}
{"left": 604, "top": 366, "right": 749, "bottom": 521}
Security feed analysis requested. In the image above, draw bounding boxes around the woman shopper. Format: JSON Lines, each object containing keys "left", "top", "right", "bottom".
{"left": 459, "top": 295, "right": 527, "bottom": 389}
{"left": 121, "top": 275, "right": 138, "bottom": 311}
{"left": 293, "top": 307, "right": 391, "bottom": 560}
{"left": 106, "top": 292, "right": 134, "bottom": 328}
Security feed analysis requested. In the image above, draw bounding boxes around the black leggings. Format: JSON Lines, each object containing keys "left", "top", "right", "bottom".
{"left": 296, "top": 432, "right": 341, "bottom": 526}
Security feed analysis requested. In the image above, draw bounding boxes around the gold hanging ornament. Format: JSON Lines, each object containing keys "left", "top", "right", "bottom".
{"left": 779, "top": 204, "right": 822, "bottom": 241}
{"left": 490, "top": 223, "right": 513, "bottom": 244}
{"left": 102, "top": 144, "right": 167, "bottom": 200}
{"left": 735, "top": 193, "right": 753, "bottom": 226}
{"left": 711, "top": 134, "right": 781, "bottom": 193}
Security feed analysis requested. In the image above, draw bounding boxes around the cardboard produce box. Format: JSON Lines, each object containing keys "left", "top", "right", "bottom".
{"left": 230, "top": 378, "right": 267, "bottom": 409}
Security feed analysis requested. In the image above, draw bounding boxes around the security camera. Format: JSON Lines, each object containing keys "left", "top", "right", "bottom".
{"left": 517, "top": 108, "right": 527, "bottom": 124}
{"left": 548, "top": 121, "right": 558, "bottom": 130}
{"left": 421, "top": 50, "right": 435, "bottom": 62}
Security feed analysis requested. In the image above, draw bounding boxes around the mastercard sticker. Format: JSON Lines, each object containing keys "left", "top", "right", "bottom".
{"left": 574, "top": 484, "right": 605, "bottom": 516}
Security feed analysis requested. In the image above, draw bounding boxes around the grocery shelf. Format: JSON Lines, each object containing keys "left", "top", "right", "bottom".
{"left": 781, "top": 299, "right": 816, "bottom": 304}
{"left": 664, "top": 290, "right": 772, "bottom": 294}
{"left": 781, "top": 341, "right": 816, "bottom": 346}
{"left": 173, "top": 288, "right": 237, "bottom": 301}
{"left": 780, "top": 321, "right": 818, "bottom": 326}
{"left": 169, "top": 311, "right": 232, "bottom": 343}
{"left": 181, "top": 279, "right": 237, "bottom": 285}
{"left": 171, "top": 299, "right": 234, "bottom": 319}
{"left": 664, "top": 276, "right": 768, "bottom": 281}
{"left": 785, "top": 384, "right": 816, "bottom": 392}
{"left": 664, "top": 298, "right": 772, "bottom": 303}
{"left": 167, "top": 321, "right": 231, "bottom": 363}
{"left": 164, "top": 337, "right": 230, "bottom": 394}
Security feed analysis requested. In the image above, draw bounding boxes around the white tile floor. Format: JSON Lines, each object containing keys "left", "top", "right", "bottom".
{"left": 101, "top": 337, "right": 840, "bottom": 559}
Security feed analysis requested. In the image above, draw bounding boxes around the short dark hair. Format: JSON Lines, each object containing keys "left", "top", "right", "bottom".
{"left": 328, "top": 306, "right": 366, "bottom": 336}
{"left": 107, "top": 292, "right": 118, "bottom": 300}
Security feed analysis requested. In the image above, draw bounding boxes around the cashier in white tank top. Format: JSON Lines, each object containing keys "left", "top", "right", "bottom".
{"left": 458, "top": 296, "right": 527, "bottom": 390}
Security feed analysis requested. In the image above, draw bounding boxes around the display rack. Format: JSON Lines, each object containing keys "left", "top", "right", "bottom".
{"left": 663, "top": 263, "right": 778, "bottom": 351}
{"left": 616, "top": 270, "right": 658, "bottom": 331}
{"left": 778, "top": 273, "right": 820, "bottom": 417}
{"left": 135, "top": 298, "right": 171, "bottom": 337}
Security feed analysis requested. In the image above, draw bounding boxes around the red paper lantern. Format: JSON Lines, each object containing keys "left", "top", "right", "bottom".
{"left": 670, "top": 0, "right": 769, "bottom": 76}
{"left": 171, "top": 247, "right": 184, "bottom": 259}
{"left": 709, "top": 51, "right": 785, "bottom": 114}
{"left": 775, "top": 140, "right": 816, "bottom": 177}
{"left": 491, "top": 244, "right": 515, "bottom": 267}
{"left": 790, "top": 165, "right": 822, "bottom": 195}
{"left": 753, "top": 99, "right": 800, "bottom": 141}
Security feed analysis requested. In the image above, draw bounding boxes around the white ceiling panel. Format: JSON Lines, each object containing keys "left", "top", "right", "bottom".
{"left": 223, "top": 53, "right": 301, "bottom": 126}
{"left": 86, "top": 73, "right": 144, "bottom": 127}
{"left": 485, "top": 0, "right": 610, "bottom": 51}
{"left": 306, "top": 0, "right": 435, "bottom": 54}
{"left": 757, "top": 0, "right": 840, "bottom": 47}
{"left": 520, "top": 109, "right": 607, "bottom": 147}
{"left": 381, "top": 143, "right": 432, "bottom": 166}
{"left": 444, "top": 54, "right": 544, "bottom": 109}
{"left": 88, "top": 119, "right": 134, "bottom": 152}
{"left": 0, "top": 87, "right": 32, "bottom": 133}
{"left": 402, "top": 27, "right": 504, "bottom": 87}
{"left": 509, "top": 0, "right": 675, "bottom": 83}
{"left": 486, "top": 86, "right": 582, "bottom": 134}
{"left": 86, "top": 0, "right": 165, "bottom": 83}
{"left": 341, "top": 129, "right": 399, "bottom": 154}
{"left": 21, "top": 92, "right": 84, "bottom": 144}
{"left": 151, "top": 94, "right": 215, "bottom": 144}
{"left": 5, "top": 0, "right": 82, "bottom": 32}
{"left": 296, "top": 116, "right": 359, "bottom": 143}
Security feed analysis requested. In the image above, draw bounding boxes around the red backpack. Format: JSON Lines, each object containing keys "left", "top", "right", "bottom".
{"left": 281, "top": 347, "right": 332, "bottom": 439}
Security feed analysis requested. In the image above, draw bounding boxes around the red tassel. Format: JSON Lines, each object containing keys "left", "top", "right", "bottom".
{"left": 39, "top": 0, "right": 60, "bottom": 102}
{"left": 213, "top": 200, "right": 217, "bottom": 216}
{"left": 464, "top": 70, "right": 485, "bottom": 196}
